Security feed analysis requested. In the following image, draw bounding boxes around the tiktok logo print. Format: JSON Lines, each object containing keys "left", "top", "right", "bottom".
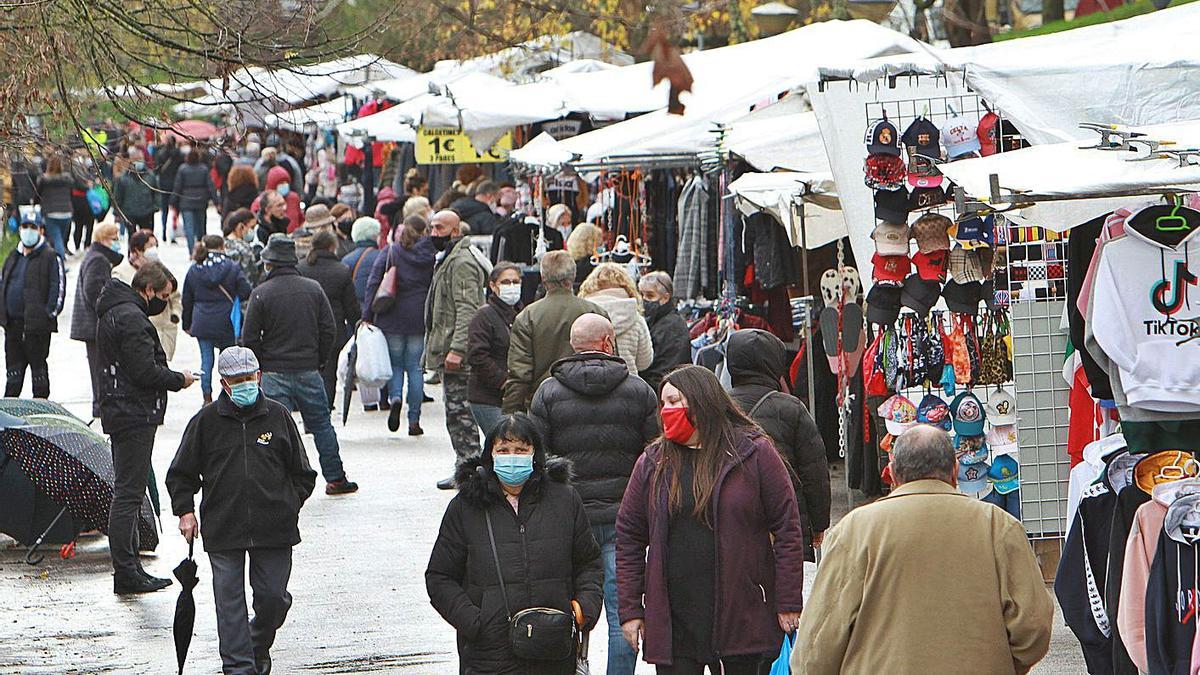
{"left": 1152, "top": 260, "right": 1199, "bottom": 316}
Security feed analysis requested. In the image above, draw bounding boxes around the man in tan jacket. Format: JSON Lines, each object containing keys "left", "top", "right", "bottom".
{"left": 793, "top": 425, "right": 1053, "bottom": 675}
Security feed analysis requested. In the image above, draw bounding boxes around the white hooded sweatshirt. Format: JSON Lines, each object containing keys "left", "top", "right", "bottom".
{"left": 1092, "top": 207, "right": 1200, "bottom": 412}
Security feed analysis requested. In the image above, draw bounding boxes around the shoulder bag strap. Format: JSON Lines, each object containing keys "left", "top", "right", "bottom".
{"left": 483, "top": 508, "right": 512, "bottom": 621}
{"left": 351, "top": 245, "right": 376, "bottom": 280}
{"left": 748, "top": 390, "right": 779, "bottom": 418}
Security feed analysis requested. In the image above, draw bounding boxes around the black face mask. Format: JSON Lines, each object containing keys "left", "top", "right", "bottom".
{"left": 430, "top": 235, "right": 451, "bottom": 252}
{"left": 146, "top": 296, "right": 168, "bottom": 317}
{"left": 643, "top": 300, "right": 663, "bottom": 315}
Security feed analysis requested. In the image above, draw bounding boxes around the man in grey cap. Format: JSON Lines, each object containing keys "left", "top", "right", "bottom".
{"left": 167, "top": 346, "right": 317, "bottom": 675}
{"left": 240, "top": 233, "right": 357, "bottom": 495}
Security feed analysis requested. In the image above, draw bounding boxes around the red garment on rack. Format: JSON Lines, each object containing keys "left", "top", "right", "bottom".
{"left": 1066, "top": 366, "right": 1102, "bottom": 468}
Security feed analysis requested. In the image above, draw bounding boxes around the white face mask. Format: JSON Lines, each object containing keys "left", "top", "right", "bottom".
{"left": 142, "top": 247, "right": 160, "bottom": 261}
{"left": 497, "top": 284, "right": 522, "bottom": 306}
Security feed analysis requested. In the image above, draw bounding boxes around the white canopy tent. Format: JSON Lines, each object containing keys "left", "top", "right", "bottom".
{"left": 262, "top": 95, "right": 357, "bottom": 132}
{"left": 727, "top": 172, "right": 846, "bottom": 249}
{"left": 336, "top": 72, "right": 514, "bottom": 142}
{"left": 809, "top": 2, "right": 1200, "bottom": 281}
{"left": 505, "top": 20, "right": 923, "bottom": 169}
{"left": 938, "top": 121, "right": 1200, "bottom": 230}
{"left": 429, "top": 31, "right": 633, "bottom": 82}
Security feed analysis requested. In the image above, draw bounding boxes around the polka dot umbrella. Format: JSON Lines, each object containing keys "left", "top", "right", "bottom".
{"left": 0, "top": 399, "right": 158, "bottom": 561}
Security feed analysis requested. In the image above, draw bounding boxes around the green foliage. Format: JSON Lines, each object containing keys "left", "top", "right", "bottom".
{"left": 996, "top": 0, "right": 1198, "bottom": 40}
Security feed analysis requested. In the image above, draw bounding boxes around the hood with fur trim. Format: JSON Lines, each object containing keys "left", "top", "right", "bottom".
{"left": 454, "top": 454, "right": 574, "bottom": 509}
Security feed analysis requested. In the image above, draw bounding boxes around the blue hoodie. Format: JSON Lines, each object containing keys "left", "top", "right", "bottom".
{"left": 362, "top": 238, "right": 435, "bottom": 336}
{"left": 182, "top": 252, "right": 252, "bottom": 343}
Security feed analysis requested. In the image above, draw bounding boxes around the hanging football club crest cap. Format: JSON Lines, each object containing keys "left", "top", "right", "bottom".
{"left": 865, "top": 118, "right": 901, "bottom": 157}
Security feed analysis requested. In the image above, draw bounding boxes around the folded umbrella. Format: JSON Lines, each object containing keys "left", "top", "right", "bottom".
{"left": 173, "top": 540, "right": 199, "bottom": 674}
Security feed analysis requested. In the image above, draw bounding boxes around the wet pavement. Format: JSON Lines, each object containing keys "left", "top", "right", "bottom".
{"left": 0, "top": 228, "right": 1086, "bottom": 673}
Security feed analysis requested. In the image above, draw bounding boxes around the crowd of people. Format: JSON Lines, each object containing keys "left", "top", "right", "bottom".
{"left": 2, "top": 124, "right": 1057, "bottom": 675}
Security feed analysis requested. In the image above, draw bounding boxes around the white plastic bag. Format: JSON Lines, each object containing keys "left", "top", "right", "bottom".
{"left": 337, "top": 336, "right": 356, "bottom": 387}
{"left": 355, "top": 323, "right": 392, "bottom": 387}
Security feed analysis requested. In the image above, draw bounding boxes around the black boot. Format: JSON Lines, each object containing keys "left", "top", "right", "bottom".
{"left": 114, "top": 571, "right": 172, "bottom": 595}
{"left": 255, "top": 649, "right": 272, "bottom": 675}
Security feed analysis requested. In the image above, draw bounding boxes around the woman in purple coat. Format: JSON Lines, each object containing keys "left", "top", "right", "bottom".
{"left": 616, "top": 365, "right": 806, "bottom": 675}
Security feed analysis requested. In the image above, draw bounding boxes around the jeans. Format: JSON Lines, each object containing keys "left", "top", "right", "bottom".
{"left": 210, "top": 547, "right": 293, "bottom": 675}
{"left": 983, "top": 488, "right": 1022, "bottom": 520}
{"left": 4, "top": 321, "right": 51, "bottom": 398}
{"left": 655, "top": 654, "right": 768, "bottom": 675}
{"left": 160, "top": 191, "right": 174, "bottom": 240}
{"left": 470, "top": 403, "right": 504, "bottom": 438}
{"left": 261, "top": 370, "right": 346, "bottom": 483}
{"left": 180, "top": 208, "right": 207, "bottom": 251}
{"left": 592, "top": 524, "right": 637, "bottom": 675}
{"left": 385, "top": 333, "right": 425, "bottom": 423}
{"left": 108, "top": 425, "right": 158, "bottom": 578}
{"left": 43, "top": 215, "right": 71, "bottom": 257}
{"left": 197, "top": 338, "right": 234, "bottom": 398}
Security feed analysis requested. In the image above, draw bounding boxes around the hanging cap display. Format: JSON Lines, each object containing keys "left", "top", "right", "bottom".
{"left": 909, "top": 186, "right": 948, "bottom": 211}
{"left": 949, "top": 247, "right": 988, "bottom": 283}
{"left": 871, "top": 253, "right": 910, "bottom": 286}
{"left": 988, "top": 455, "right": 1020, "bottom": 494}
{"left": 866, "top": 285, "right": 902, "bottom": 326}
{"left": 874, "top": 188, "right": 911, "bottom": 223}
{"left": 916, "top": 394, "right": 952, "bottom": 431}
{"left": 984, "top": 390, "right": 1018, "bottom": 425}
{"left": 978, "top": 112, "right": 1001, "bottom": 157}
{"left": 942, "top": 280, "right": 983, "bottom": 314}
{"left": 864, "top": 155, "right": 907, "bottom": 191}
{"left": 912, "top": 213, "right": 953, "bottom": 252}
{"left": 872, "top": 221, "right": 911, "bottom": 257}
{"left": 865, "top": 118, "right": 901, "bottom": 157}
{"left": 902, "top": 117, "right": 942, "bottom": 158}
{"left": 1135, "top": 451, "right": 1200, "bottom": 495}
{"left": 912, "top": 250, "right": 950, "bottom": 282}
{"left": 953, "top": 214, "right": 995, "bottom": 249}
{"left": 900, "top": 275, "right": 940, "bottom": 317}
{"left": 958, "top": 460, "right": 990, "bottom": 494}
{"left": 956, "top": 434, "right": 989, "bottom": 464}
{"left": 950, "top": 391, "right": 987, "bottom": 436}
{"left": 878, "top": 394, "right": 918, "bottom": 436}
{"left": 942, "top": 115, "right": 983, "bottom": 159}
{"left": 985, "top": 424, "right": 1019, "bottom": 455}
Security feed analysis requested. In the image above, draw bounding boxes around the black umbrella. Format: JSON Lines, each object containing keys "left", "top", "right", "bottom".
{"left": 0, "top": 450, "right": 79, "bottom": 556}
{"left": 341, "top": 339, "right": 358, "bottom": 427}
{"left": 0, "top": 399, "right": 158, "bottom": 563}
{"left": 173, "top": 540, "right": 199, "bottom": 674}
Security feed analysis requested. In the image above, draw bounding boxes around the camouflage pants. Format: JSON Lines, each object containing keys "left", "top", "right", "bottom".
{"left": 442, "top": 372, "right": 481, "bottom": 462}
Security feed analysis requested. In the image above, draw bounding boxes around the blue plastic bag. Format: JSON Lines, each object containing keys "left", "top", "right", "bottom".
{"left": 770, "top": 633, "right": 794, "bottom": 675}
{"left": 230, "top": 295, "right": 242, "bottom": 338}
{"left": 86, "top": 185, "right": 109, "bottom": 216}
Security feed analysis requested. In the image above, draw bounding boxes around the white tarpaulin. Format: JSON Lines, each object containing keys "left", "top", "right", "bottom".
{"left": 262, "top": 95, "right": 357, "bottom": 132}
{"left": 430, "top": 31, "right": 633, "bottom": 82}
{"left": 938, "top": 121, "right": 1200, "bottom": 230}
{"left": 336, "top": 72, "right": 513, "bottom": 142}
{"left": 725, "top": 107, "right": 829, "bottom": 173}
{"left": 727, "top": 172, "right": 845, "bottom": 249}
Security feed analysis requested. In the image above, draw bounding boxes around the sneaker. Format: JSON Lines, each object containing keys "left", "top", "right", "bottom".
{"left": 424, "top": 371, "right": 441, "bottom": 385}
{"left": 114, "top": 572, "right": 172, "bottom": 595}
{"left": 436, "top": 476, "right": 456, "bottom": 490}
{"left": 422, "top": 394, "right": 435, "bottom": 403}
{"left": 408, "top": 423, "right": 424, "bottom": 437}
{"left": 387, "top": 405, "right": 403, "bottom": 433}
{"left": 254, "top": 649, "right": 272, "bottom": 675}
{"left": 362, "top": 404, "right": 379, "bottom": 412}
{"left": 325, "top": 478, "right": 359, "bottom": 495}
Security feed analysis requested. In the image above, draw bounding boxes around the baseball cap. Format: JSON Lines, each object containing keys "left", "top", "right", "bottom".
{"left": 902, "top": 117, "right": 942, "bottom": 156}
{"left": 864, "top": 155, "right": 907, "bottom": 191}
{"left": 950, "top": 391, "right": 987, "bottom": 436}
{"left": 986, "top": 424, "right": 1019, "bottom": 455}
{"left": 916, "top": 394, "right": 952, "bottom": 431}
{"left": 912, "top": 250, "right": 949, "bottom": 282}
{"left": 907, "top": 156, "right": 944, "bottom": 189}
{"left": 942, "top": 280, "right": 983, "bottom": 314}
{"left": 941, "top": 115, "right": 982, "bottom": 159}
{"left": 984, "top": 390, "right": 1018, "bottom": 425}
{"left": 865, "top": 118, "right": 901, "bottom": 157}
{"left": 217, "top": 346, "right": 260, "bottom": 378}
{"left": 948, "top": 247, "right": 987, "bottom": 283}
{"left": 874, "top": 188, "right": 910, "bottom": 223}
{"left": 978, "top": 112, "right": 1000, "bottom": 157}
{"left": 878, "top": 394, "right": 918, "bottom": 436}
{"left": 912, "top": 213, "right": 952, "bottom": 253}
{"left": 871, "top": 253, "right": 910, "bottom": 286}
{"left": 872, "top": 222, "right": 910, "bottom": 256}
{"left": 955, "top": 434, "right": 989, "bottom": 464}
{"left": 909, "top": 186, "right": 948, "bottom": 211}
{"left": 953, "top": 214, "right": 995, "bottom": 249}
{"left": 900, "top": 275, "right": 939, "bottom": 317}
{"left": 958, "top": 460, "right": 990, "bottom": 494}
{"left": 988, "top": 455, "right": 1020, "bottom": 494}
{"left": 866, "top": 285, "right": 901, "bottom": 326}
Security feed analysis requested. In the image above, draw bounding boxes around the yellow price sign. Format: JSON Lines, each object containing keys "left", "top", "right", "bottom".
{"left": 416, "top": 127, "right": 512, "bottom": 165}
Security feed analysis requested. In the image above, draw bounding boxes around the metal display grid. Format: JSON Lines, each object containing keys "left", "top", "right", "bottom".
{"left": 862, "top": 91, "right": 1074, "bottom": 539}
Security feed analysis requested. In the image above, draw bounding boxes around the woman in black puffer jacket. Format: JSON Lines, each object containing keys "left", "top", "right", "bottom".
{"left": 426, "top": 414, "right": 603, "bottom": 675}
{"left": 726, "top": 328, "right": 831, "bottom": 557}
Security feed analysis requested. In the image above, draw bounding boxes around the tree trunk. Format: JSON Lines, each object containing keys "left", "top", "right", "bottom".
{"left": 1042, "top": 0, "right": 1065, "bottom": 23}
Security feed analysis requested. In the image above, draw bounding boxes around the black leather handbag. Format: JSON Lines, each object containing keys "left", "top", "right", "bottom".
{"left": 484, "top": 509, "right": 578, "bottom": 661}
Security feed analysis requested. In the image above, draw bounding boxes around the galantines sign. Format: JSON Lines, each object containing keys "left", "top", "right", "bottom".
{"left": 416, "top": 127, "right": 512, "bottom": 165}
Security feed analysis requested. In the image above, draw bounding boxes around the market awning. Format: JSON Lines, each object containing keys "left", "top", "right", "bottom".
{"left": 727, "top": 172, "right": 845, "bottom": 249}
{"left": 262, "top": 95, "right": 357, "bottom": 132}
{"left": 939, "top": 120, "right": 1200, "bottom": 230}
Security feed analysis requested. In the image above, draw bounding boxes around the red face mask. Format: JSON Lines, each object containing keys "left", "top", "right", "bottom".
{"left": 661, "top": 406, "right": 696, "bottom": 446}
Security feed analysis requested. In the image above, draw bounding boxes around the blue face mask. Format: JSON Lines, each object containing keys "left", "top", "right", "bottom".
{"left": 493, "top": 454, "right": 534, "bottom": 486}
{"left": 19, "top": 228, "right": 39, "bottom": 248}
{"left": 277, "top": 183, "right": 291, "bottom": 197}
{"left": 228, "top": 381, "right": 260, "bottom": 407}
{"left": 109, "top": 240, "right": 122, "bottom": 254}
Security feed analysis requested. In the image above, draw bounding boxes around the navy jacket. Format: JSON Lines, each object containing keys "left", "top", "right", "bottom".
{"left": 0, "top": 240, "right": 66, "bottom": 333}
{"left": 362, "top": 238, "right": 435, "bottom": 336}
{"left": 182, "top": 253, "right": 252, "bottom": 343}
{"left": 342, "top": 241, "right": 381, "bottom": 304}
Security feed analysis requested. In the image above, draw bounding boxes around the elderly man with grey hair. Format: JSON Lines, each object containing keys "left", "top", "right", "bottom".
{"left": 793, "top": 426, "right": 1053, "bottom": 675}
{"left": 637, "top": 270, "right": 691, "bottom": 393}
{"left": 529, "top": 313, "right": 659, "bottom": 675}
{"left": 501, "top": 249, "right": 607, "bottom": 414}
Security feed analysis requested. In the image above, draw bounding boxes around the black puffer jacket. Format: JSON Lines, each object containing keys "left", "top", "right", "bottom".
{"left": 426, "top": 455, "right": 603, "bottom": 675}
{"left": 529, "top": 352, "right": 660, "bottom": 525}
{"left": 172, "top": 162, "right": 216, "bottom": 211}
{"left": 467, "top": 297, "right": 520, "bottom": 406}
{"left": 166, "top": 391, "right": 317, "bottom": 552}
{"left": 95, "top": 279, "right": 186, "bottom": 434}
{"left": 726, "top": 329, "right": 831, "bottom": 545}
{"left": 297, "top": 250, "right": 358, "bottom": 340}
{"left": 640, "top": 298, "right": 691, "bottom": 394}
{"left": 0, "top": 240, "right": 66, "bottom": 333}
{"left": 450, "top": 196, "right": 500, "bottom": 236}
{"left": 70, "top": 242, "right": 124, "bottom": 341}
{"left": 240, "top": 266, "right": 336, "bottom": 372}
